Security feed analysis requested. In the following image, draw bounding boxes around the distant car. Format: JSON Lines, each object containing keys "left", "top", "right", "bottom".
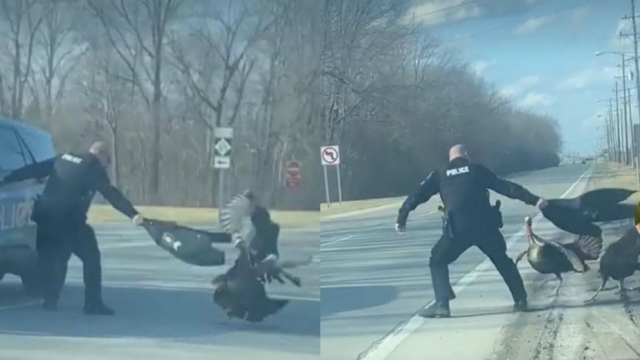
{"left": 581, "top": 160, "right": 586, "bottom": 164}
{"left": 0, "top": 117, "right": 56, "bottom": 294}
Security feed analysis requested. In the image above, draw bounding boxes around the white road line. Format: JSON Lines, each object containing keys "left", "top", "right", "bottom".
{"left": 0, "top": 300, "right": 42, "bottom": 311}
{"left": 321, "top": 235, "right": 355, "bottom": 248}
{"left": 357, "top": 165, "right": 595, "bottom": 360}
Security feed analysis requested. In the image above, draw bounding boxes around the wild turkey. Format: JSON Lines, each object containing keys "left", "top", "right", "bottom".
{"left": 584, "top": 226, "right": 640, "bottom": 303}
{"left": 217, "top": 190, "right": 308, "bottom": 287}
{"left": 515, "top": 216, "right": 603, "bottom": 296}
{"left": 541, "top": 188, "right": 636, "bottom": 238}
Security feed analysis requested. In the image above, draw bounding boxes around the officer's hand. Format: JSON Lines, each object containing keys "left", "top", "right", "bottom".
{"left": 395, "top": 223, "right": 406, "bottom": 234}
{"left": 536, "top": 198, "right": 549, "bottom": 210}
{"left": 132, "top": 214, "right": 145, "bottom": 226}
{"left": 232, "top": 235, "right": 248, "bottom": 249}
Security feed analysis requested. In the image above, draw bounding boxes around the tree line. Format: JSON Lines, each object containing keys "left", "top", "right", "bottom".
{"left": 0, "top": 0, "right": 561, "bottom": 209}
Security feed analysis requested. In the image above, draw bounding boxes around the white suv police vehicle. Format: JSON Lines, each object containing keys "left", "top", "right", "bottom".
{"left": 0, "top": 117, "right": 56, "bottom": 294}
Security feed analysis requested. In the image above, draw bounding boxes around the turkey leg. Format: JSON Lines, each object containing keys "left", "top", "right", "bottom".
{"left": 553, "top": 273, "right": 563, "bottom": 296}
{"left": 514, "top": 250, "right": 527, "bottom": 266}
{"left": 585, "top": 278, "right": 608, "bottom": 303}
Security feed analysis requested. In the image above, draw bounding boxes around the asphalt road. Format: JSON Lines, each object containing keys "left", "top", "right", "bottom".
{"left": 320, "top": 163, "right": 620, "bottom": 360}
{"left": 0, "top": 225, "right": 319, "bottom": 360}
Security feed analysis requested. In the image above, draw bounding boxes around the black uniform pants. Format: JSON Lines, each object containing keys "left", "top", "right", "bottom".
{"left": 35, "top": 221, "right": 103, "bottom": 306}
{"left": 429, "top": 227, "right": 526, "bottom": 304}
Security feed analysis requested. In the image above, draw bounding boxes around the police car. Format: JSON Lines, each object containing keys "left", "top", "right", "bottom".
{"left": 0, "top": 117, "right": 56, "bottom": 294}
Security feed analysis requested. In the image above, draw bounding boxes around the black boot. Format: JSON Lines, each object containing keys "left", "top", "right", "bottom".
{"left": 84, "top": 302, "right": 115, "bottom": 316}
{"left": 418, "top": 301, "right": 451, "bottom": 318}
{"left": 513, "top": 298, "right": 528, "bottom": 312}
{"left": 448, "top": 286, "right": 456, "bottom": 300}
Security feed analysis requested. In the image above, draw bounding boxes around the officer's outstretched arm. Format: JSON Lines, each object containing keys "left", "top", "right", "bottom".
{"left": 477, "top": 165, "right": 539, "bottom": 206}
{"left": 397, "top": 171, "right": 440, "bottom": 226}
{"left": 92, "top": 164, "right": 139, "bottom": 220}
{"left": 2, "top": 157, "right": 56, "bottom": 184}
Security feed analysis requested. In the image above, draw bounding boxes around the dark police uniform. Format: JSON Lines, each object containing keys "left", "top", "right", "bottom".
{"left": 3, "top": 152, "right": 138, "bottom": 314}
{"left": 397, "top": 157, "right": 540, "bottom": 316}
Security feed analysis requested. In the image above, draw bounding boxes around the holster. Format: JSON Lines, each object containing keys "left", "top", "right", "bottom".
{"left": 491, "top": 200, "right": 504, "bottom": 229}
{"left": 441, "top": 211, "right": 456, "bottom": 238}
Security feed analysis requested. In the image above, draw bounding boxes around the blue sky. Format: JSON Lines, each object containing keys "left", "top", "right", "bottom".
{"left": 406, "top": 0, "right": 632, "bottom": 155}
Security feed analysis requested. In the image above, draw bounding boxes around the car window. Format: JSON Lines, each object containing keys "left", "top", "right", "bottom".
{"left": 18, "top": 128, "right": 56, "bottom": 163}
{"left": 0, "top": 127, "right": 29, "bottom": 176}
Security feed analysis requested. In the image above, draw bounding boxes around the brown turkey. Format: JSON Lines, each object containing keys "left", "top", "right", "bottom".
{"left": 584, "top": 225, "right": 640, "bottom": 303}
{"left": 515, "top": 216, "right": 603, "bottom": 296}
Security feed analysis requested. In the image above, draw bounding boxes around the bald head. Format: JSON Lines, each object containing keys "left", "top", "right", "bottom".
{"left": 89, "top": 141, "right": 111, "bottom": 168}
{"left": 449, "top": 144, "right": 468, "bottom": 161}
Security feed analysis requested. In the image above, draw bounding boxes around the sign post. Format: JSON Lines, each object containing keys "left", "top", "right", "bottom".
{"left": 214, "top": 127, "right": 233, "bottom": 226}
{"left": 321, "top": 145, "right": 342, "bottom": 206}
{"left": 286, "top": 160, "right": 302, "bottom": 190}
{"left": 635, "top": 125, "right": 640, "bottom": 189}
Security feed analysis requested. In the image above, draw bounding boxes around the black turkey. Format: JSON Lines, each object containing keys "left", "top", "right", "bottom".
{"left": 142, "top": 218, "right": 231, "bottom": 266}
{"left": 541, "top": 187, "right": 636, "bottom": 238}
{"left": 515, "top": 216, "right": 602, "bottom": 296}
{"left": 585, "top": 225, "right": 640, "bottom": 303}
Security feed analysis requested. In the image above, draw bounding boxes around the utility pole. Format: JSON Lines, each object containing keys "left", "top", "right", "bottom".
{"left": 622, "top": 0, "right": 640, "bottom": 186}
{"left": 629, "top": 88, "right": 636, "bottom": 167}
{"left": 611, "top": 99, "right": 617, "bottom": 162}
{"left": 615, "top": 81, "right": 622, "bottom": 163}
{"left": 625, "top": 0, "right": 640, "bottom": 125}
{"left": 618, "top": 56, "right": 630, "bottom": 164}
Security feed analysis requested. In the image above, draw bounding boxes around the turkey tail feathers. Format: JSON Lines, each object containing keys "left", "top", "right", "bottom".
{"left": 565, "top": 235, "right": 603, "bottom": 261}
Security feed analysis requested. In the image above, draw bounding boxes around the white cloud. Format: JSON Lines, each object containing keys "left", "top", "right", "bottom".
{"left": 405, "top": 0, "right": 483, "bottom": 26}
{"left": 555, "top": 66, "right": 617, "bottom": 90}
{"left": 518, "top": 92, "right": 554, "bottom": 108}
{"left": 526, "top": 0, "right": 542, "bottom": 4}
{"left": 471, "top": 60, "right": 495, "bottom": 76}
{"left": 499, "top": 75, "right": 540, "bottom": 98}
{"left": 571, "top": 6, "right": 590, "bottom": 24}
{"left": 514, "top": 14, "right": 555, "bottom": 35}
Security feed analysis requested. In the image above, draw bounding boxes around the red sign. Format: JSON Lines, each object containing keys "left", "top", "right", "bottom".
{"left": 286, "top": 160, "right": 301, "bottom": 189}
{"left": 286, "top": 176, "right": 301, "bottom": 189}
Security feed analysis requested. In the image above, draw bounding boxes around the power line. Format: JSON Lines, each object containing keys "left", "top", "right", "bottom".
{"left": 407, "top": 0, "right": 496, "bottom": 21}
{"left": 441, "top": 0, "right": 593, "bottom": 42}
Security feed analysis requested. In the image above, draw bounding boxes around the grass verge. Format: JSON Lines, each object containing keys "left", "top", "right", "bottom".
{"left": 587, "top": 163, "right": 640, "bottom": 204}
{"left": 88, "top": 205, "right": 318, "bottom": 229}
{"left": 588, "top": 162, "right": 640, "bottom": 202}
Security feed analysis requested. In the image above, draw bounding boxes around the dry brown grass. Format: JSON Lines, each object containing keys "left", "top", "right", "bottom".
{"left": 588, "top": 162, "right": 640, "bottom": 203}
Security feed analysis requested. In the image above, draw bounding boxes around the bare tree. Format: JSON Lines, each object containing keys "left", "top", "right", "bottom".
{"left": 0, "top": 0, "right": 45, "bottom": 119}
{"left": 28, "top": 0, "right": 86, "bottom": 124}
{"left": 86, "top": 0, "right": 185, "bottom": 204}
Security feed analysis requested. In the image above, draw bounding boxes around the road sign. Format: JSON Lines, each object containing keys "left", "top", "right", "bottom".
{"left": 286, "top": 160, "right": 301, "bottom": 189}
{"left": 213, "top": 127, "right": 234, "bottom": 226}
{"left": 286, "top": 176, "right": 301, "bottom": 189}
{"left": 321, "top": 145, "right": 343, "bottom": 206}
{"left": 214, "top": 156, "right": 230, "bottom": 169}
{"left": 287, "top": 160, "right": 301, "bottom": 175}
{"left": 321, "top": 145, "right": 340, "bottom": 165}
{"left": 214, "top": 138, "right": 232, "bottom": 156}
{"left": 213, "top": 127, "right": 233, "bottom": 170}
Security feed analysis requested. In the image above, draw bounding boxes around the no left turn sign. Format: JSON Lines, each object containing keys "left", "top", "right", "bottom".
{"left": 321, "top": 145, "right": 340, "bottom": 165}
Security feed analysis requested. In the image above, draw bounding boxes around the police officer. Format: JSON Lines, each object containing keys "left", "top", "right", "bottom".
{"left": 0, "top": 142, "right": 145, "bottom": 315}
{"left": 395, "top": 144, "right": 548, "bottom": 318}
